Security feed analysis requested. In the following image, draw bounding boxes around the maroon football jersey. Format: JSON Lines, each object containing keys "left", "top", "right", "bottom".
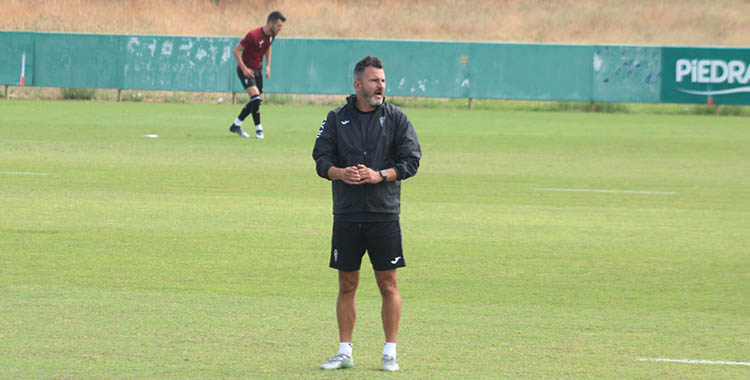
{"left": 238, "top": 27, "right": 274, "bottom": 71}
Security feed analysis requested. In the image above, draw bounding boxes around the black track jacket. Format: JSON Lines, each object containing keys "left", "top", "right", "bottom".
{"left": 313, "top": 95, "right": 421, "bottom": 219}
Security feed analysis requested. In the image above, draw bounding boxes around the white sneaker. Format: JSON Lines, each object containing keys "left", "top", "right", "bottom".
{"left": 382, "top": 355, "right": 399, "bottom": 371}
{"left": 320, "top": 353, "right": 353, "bottom": 370}
{"left": 255, "top": 129, "right": 264, "bottom": 139}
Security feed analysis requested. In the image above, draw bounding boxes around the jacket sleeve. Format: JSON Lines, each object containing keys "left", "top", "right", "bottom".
{"left": 393, "top": 110, "right": 421, "bottom": 180}
{"left": 312, "top": 111, "right": 338, "bottom": 180}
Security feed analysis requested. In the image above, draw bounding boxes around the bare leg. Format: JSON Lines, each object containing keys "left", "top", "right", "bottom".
{"left": 245, "top": 85, "right": 259, "bottom": 97}
{"left": 337, "top": 270, "right": 360, "bottom": 342}
{"left": 375, "top": 269, "right": 401, "bottom": 342}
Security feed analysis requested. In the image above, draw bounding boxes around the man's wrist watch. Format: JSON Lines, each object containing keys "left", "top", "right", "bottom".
{"left": 379, "top": 169, "right": 388, "bottom": 182}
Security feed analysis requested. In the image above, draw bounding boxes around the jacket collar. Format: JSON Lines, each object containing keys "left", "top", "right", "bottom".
{"left": 346, "top": 94, "right": 386, "bottom": 113}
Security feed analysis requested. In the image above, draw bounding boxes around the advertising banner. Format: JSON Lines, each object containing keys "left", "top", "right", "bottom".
{"left": 662, "top": 47, "right": 750, "bottom": 105}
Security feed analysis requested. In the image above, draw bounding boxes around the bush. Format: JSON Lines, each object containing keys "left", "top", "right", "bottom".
{"left": 61, "top": 88, "right": 97, "bottom": 100}
{"left": 718, "top": 105, "right": 750, "bottom": 117}
{"left": 164, "top": 92, "right": 188, "bottom": 103}
{"left": 121, "top": 91, "right": 144, "bottom": 102}
{"left": 592, "top": 102, "right": 630, "bottom": 114}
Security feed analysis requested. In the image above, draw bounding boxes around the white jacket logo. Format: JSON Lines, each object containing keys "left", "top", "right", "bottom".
{"left": 316, "top": 119, "right": 326, "bottom": 139}
{"left": 675, "top": 59, "right": 750, "bottom": 96}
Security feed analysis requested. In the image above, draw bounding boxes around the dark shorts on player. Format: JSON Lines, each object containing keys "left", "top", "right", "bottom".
{"left": 236, "top": 67, "right": 263, "bottom": 93}
{"left": 330, "top": 221, "right": 405, "bottom": 272}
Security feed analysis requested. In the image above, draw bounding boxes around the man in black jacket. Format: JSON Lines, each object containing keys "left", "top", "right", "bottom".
{"left": 313, "top": 56, "right": 421, "bottom": 372}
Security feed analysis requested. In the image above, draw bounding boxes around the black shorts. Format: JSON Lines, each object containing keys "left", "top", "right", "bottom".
{"left": 330, "top": 221, "right": 405, "bottom": 272}
{"left": 236, "top": 68, "right": 263, "bottom": 93}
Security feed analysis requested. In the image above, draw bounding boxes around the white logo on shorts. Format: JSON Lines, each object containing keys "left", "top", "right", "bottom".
{"left": 334, "top": 249, "right": 339, "bottom": 262}
{"left": 390, "top": 256, "right": 401, "bottom": 264}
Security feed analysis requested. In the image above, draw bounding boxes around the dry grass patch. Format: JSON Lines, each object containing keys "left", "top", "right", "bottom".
{"left": 1, "top": 0, "right": 749, "bottom": 45}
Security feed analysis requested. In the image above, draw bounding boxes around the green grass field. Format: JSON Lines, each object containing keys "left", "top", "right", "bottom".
{"left": 1, "top": 100, "right": 748, "bottom": 379}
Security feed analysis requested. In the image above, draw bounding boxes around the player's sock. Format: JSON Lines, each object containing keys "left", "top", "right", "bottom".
{"left": 255, "top": 123, "right": 263, "bottom": 131}
{"left": 339, "top": 342, "right": 353, "bottom": 357}
{"left": 237, "top": 101, "right": 253, "bottom": 122}
{"left": 233, "top": 117, "right": 243, "bottom": 127}
{"left": 383, "top": 342, "right": 396, "bottom": 358}
{"left": 250, "top": 95, "right": 262, "bottom": 126}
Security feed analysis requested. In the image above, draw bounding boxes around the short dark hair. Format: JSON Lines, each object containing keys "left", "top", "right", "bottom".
{"left": 267, "top": 11, "right": 286, "bottom": 23}
{"left": 353, "top": 56, "right": 384, "bottom": 80}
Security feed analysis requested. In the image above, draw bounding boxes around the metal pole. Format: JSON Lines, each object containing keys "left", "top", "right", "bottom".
{"left": 117, "top": 89, "right": 121, "bottom": 102}
{"left": 468, "top": 97, "right": 473, "bottom": 110}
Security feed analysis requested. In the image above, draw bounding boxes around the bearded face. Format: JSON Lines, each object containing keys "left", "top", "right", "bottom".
{"left": 355, "top": 66, "right": 385, "bottom": 108}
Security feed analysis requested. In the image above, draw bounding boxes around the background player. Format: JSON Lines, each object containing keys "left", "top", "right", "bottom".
{"left": 229, "top": 11, "right": 286, "bottom": 139}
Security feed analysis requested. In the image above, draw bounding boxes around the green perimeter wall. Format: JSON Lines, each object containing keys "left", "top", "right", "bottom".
{"left": 1, "top": 31, "right": 748, "bottom": 104}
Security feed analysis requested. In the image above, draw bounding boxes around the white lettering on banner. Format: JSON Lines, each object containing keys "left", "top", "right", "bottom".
{"left": 691, "top": 59, "right": 698, "bottom": 82}
{"left": 675, "top": 59, "right": 691, "bottom": 81}
{"left": 710, "top": 60, "right": 728, "bottom": 83}
{"left": 697, "top": 60, "right": 710, "bottom": 83}
{"left": 676, "top": 58, "right": 749, "bottom": 84}
{"left": 728, "top": 60, "right": 745, "bottom": 83}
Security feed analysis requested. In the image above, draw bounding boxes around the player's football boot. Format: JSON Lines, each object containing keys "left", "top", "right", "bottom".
{"left": 320, "top": 353, "right": 353, "bottom": 370}
{"left": 229, "top": 124, "right": 249, "bottom": 138}
{"left": 382, "top": 355, "right": 399, "bottom": 371}
{"left": 255, "top": 129, "right": 264, "bottom": 139}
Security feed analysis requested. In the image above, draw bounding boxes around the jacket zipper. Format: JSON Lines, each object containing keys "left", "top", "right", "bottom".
{"left": 360, "top": 106, "right": 383, "bottom": 213}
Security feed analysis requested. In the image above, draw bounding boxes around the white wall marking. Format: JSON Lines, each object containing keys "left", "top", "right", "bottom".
{"left": 636, "top": 358, "right": 750, "bottom": 366}
{"left": 533, "top": 188, "right": 678, "bottom": 195}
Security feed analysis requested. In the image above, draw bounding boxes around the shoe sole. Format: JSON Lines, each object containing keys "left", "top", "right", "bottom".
{"left": 320, "top": 364, "right": 353, "bottom": 370}
{"left": 320, "top": 360, "right": 353, "bottom": 370}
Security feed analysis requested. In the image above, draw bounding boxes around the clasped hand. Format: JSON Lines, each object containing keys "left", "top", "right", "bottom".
{"left": 341, "top": 164, "right": 382, "bottom": 185}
